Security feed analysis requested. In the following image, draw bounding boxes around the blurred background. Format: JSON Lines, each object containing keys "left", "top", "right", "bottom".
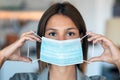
{"left": 0, "top": 0, "right": 120, "bottom": 80}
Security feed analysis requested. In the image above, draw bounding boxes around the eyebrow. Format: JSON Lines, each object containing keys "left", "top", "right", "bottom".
{"left": 66, "top": 28, "right": 77, "bottom": 30}
{"left": 46, "top": 28, "right": 57, "bottom": 31}
{"left": 46, "top": 27, "right": 77, "bottom": 31}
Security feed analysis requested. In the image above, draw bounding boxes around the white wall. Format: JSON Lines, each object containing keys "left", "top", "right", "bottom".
{"left": 66, "top": 0, "right": 114, "bottom": 34}
{"left": 94, "top": 0, "right": 114, "bottom": 34}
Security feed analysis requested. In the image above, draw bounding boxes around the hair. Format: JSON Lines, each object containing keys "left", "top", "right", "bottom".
{"left": 36, "top": 2, "right": 88, "bottom": 73}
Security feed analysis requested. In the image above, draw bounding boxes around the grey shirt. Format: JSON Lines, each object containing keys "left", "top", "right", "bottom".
{"left": 10, "top": 67, "right": 106, "bottom": 80}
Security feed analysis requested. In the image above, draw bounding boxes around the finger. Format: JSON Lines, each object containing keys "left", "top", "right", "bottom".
{"left": 87, "top": 32, "right": 98, "bottom": 41}
{"left": 17, "top": 57, "right": 32, "bottom": 62}
{"left": 21, "top": 31, "right": 34, "bottom": 37}
{"left": 88, "top": 56, "right": 102, "bottom": 62}
{"left": 20, "top": 37, "right": 36, "bottom": 43}
{"left": 21, "top": 35, "right": 41, "bottom": 42}
{"left": 33, "top": 32, "right": 41, "bottom": 39}
{"left": 87, "top": 32, "right": 96, "bottom": 36}
{"left": 86, "top": 31, "right": 94, "bottom": 35}
{"left": 87, "top": 32, "right": 109, "bottom": 44}
{"left": 88, "top": 34, "right": 102, "bottom": 41}
{"left": 93, "top": 37, "right": 112, "bottom": 48}
{"left": 87, "top": 34, "right": 105, "bottom": 45}
{"left": 93, "top": 37, "right": 104, "bottom": 44}
{"left": 24, "top": 35, "right": 41, "bottom": 42}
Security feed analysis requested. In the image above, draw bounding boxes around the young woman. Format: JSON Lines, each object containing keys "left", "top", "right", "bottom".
{"left": 36, "top": 2, "right": 88, "bottom": 80}
{"left": 10, "top": 2, "right": 101, "bottom": 80}
{"left": 9, "top": 2, "right": 120, "bottom": 80}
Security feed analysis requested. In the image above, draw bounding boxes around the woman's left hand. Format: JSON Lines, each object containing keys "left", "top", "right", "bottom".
{"left": 87, "top": 32, "right": 120, "bottom": 65}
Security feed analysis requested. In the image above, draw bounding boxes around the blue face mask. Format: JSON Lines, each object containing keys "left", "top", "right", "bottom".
{"left": 40, "top": 37, "right": 83, "bottom": 66}
{"left": 27, "top": 33, "right": 94, "bottom": 66}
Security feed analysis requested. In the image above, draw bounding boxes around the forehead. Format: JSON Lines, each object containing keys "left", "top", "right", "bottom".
{"left": 46, "top": 14, "right": 77, "bottom": 29}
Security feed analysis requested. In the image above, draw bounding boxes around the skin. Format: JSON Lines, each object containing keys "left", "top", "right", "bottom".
{"left": 0, "top": 31, "right": 41, "bottom": 68}
{"left": 88, "top": 32, "right": 120, "bottom": 72}
{"left": 45, "top": 14, "right": 80, "bottom": 80}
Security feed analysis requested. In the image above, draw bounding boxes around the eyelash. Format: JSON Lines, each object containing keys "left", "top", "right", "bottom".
{"left": 67, "top": 32, "right": 75, "bottom": 36}
{"left": 48, "top": 32, "right": 56, "bottom": 37}
{"left": 48, "top": 32, "right": 75, "bottom": 37}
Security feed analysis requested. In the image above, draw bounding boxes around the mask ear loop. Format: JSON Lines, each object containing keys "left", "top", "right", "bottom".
{"left": 83, "top": 40, "right": 94, "bottom": 63}
{"left": 27, "top": 42, "right": 41, "bottom": 63}
{"left": 27, "top": 31, "right": 42, "bottom": 63}
{"left": 80, "top": 33, "right": 94, "bottom": 63}
{"left": 27, "top": 41, "right": 34, "bottom": 62}
{"left": 84, "top": 41, "right": 94, "bottom": 64}
{"left": 80, "top": 33, "right": 89, "bottom": 40}
{"left": 32, "top": 31, "right": 42, "bottom": 39}
{"left": 27, "top": 42, "right": 30, "bottom": 58}
{"left": 91, "top": 41, "right": 94, "bottom": 57}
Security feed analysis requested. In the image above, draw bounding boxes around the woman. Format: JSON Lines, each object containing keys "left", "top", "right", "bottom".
{"left": 36, "top": 2, "right": 88, "bottom": 80}
{"left": 10, "top": 2, "right": 117, "bottom": 80}
{"left": 11, "top": 2, "right": 89, "bottom": 80}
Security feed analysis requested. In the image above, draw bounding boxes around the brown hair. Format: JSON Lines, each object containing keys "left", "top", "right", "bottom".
{"left": 37, "top": 2, "right": 88, "bottom": 73}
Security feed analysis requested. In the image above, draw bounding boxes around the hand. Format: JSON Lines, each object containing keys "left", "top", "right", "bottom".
{"left": 87, "top": 32, "right": 120, "bottom": 66}
{"left": 1, "top": 31, "right": 41, "bottom": 62}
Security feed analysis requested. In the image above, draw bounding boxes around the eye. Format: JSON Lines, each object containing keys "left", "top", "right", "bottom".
{"left": 66, "top": 32, "right": 75, "bottom": 36}
{"left": 48, "top": 32, "right": 56, "bottom": 37}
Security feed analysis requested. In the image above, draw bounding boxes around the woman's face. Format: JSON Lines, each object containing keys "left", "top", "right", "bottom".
{"left": 45, "top": 14, "right": 80, "bottom": 40}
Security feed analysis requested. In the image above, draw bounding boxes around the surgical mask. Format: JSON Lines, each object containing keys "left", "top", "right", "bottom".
{"left": 27, "top": 32, "right": 94, "bottom": 66}
{"left": 40, "top": 37, "right": 83, "bottom": 66}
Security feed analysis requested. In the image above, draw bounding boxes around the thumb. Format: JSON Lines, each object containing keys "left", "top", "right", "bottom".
{"left": 17, "top": 56, "right": 32, "bottom": 62}
{"left": 88, "top": 56, "right": 102, "bottom": 63}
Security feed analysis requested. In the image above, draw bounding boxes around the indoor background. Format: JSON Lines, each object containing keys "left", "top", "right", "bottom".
{"left": 0, "top": 0, "right": 120, "bottom": 80}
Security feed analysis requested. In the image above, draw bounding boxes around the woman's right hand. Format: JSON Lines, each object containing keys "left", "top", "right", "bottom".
{"left": 17, "top": 31, "right": 41, "bottom": 48}
{"left": 1, "top": 31, "right": 41, "bottom": 62}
